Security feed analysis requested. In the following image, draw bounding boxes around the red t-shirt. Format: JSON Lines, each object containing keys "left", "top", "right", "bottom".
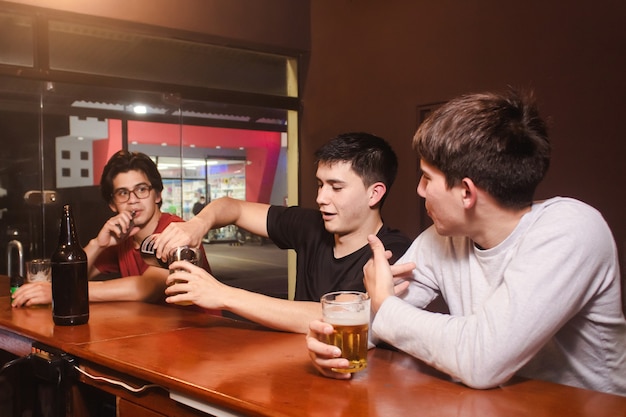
{"left": 93, "top": 213, "right": 220, "bottom": 316}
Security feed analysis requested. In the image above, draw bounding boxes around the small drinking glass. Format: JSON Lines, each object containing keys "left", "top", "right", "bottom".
{"left": 26, "top": 258, "right": 52, "bottom": 284}
{"left": 25, "top": 258, "right": 52, "bottom": 308}
{"left": 167, "top": 246, "right": 200, "bottom": 306}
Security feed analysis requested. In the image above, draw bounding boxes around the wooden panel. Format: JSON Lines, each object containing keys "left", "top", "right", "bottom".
{"left": 118, "top": 397, "right": 217, "bottom": 417}
{"left": 119, "top": 398, "right": 166, "bottom": 417}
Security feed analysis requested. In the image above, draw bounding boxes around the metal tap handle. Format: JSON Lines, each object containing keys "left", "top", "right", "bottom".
{"left": 6, "top": 239, "right": 24, "bottom": 278}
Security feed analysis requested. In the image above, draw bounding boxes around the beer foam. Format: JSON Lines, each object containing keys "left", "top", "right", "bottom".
{"left": 324, "top": 311, "right": 369, "bottom": 326}
{"left": 28, "top": 271, "right": 51, "bottom": 283}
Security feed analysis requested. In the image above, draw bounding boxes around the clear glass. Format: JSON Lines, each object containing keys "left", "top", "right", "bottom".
{"left": 321, "top": 291, "right": 371, "bottom": 373}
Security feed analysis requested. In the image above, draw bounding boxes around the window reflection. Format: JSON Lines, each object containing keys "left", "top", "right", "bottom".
{"left": 0, "top": 77, "right": 289, "bottom": 288}
{"left": 0, "top": 5, "right": 295, "bottom": 297}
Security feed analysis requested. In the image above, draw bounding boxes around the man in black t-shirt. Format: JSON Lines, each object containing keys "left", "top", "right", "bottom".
{"left": 154, "top": 132, "right": 412, "bottom": 333}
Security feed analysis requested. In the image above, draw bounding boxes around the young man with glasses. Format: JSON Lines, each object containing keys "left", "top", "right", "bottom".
{"left": 11, "top": 150, "right": 215, "bottom": 308}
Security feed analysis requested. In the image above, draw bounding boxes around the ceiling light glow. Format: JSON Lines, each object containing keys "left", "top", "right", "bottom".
{"left": 133, "top": 105, "right": 147, "bottom": 114}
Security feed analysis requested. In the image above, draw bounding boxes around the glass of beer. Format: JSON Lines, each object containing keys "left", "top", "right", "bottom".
{"left": 26, "top": 258, "right": 52, "bottom": 308}
{"left": 26, "top": 259, "right": 51, "bottom": 283}
{"left": 320, "top": 291, "right": 370, "bottom": 373}
{"left": 167, "top": 246, "right": 200, "bottom": 306}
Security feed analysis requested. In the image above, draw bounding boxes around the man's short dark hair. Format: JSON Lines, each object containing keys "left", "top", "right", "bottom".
{"left": 314, "top": 132, "right": 398, "bottom": 207}
{"left": 413, "top": 89, "right": 550, "bottom": 208}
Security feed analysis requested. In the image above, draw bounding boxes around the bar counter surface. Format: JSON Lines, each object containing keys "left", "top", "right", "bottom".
{"left": 1, "top": 275, "right": 625, "bottom": 417}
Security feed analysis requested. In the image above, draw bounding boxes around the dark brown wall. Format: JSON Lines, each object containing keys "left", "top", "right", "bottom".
{"left": 301, "top": 1, "right": 626, "bottom": 282}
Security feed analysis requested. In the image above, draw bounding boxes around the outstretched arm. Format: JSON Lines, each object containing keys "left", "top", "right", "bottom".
{"left": 153, "top": 197, "right": 270, "bottom": 259}
{"left": 165, "top": 261, "right": 320, "bottom": 334}
{"left": 12, "top": 266, "right": 169, "bottom": 306}
{"left": 88, "top": 266, "right": 169, "bottom": 303}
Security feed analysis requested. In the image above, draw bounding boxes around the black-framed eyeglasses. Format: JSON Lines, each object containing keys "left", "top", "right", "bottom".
{"left": 112, "top": 183, "right": 153, "bottom": 203}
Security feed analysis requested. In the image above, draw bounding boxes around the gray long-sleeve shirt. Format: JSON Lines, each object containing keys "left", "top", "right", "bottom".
{"left": 372, "top": 197, "right": 626, "bottom": 396}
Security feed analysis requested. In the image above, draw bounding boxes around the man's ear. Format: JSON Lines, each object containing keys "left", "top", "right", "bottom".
{"left": 368, "top": 182, "right": 387, "bottom": 207}
{"left": 460, "top": 178, "right": 478, "bottom": 209}
{"left": 154, "top": 191, "right": 162, "bottom": 205}
{"left": 108, "top": 202, "right": 118, "bottom": 213}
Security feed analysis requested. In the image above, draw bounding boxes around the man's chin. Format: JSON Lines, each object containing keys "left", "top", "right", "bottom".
{"left": 322, "top": 220, "right": 339, "bottom": 234}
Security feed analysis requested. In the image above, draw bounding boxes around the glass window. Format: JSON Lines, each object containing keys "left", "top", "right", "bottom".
{"left": 48, "top": 20, "right": 292, "bottom": 96}
{"left": 0, "top": 5, "right": 296, "bottom": 300}
{"left": 0, "top": 11, "right": 33, "bottom": 67}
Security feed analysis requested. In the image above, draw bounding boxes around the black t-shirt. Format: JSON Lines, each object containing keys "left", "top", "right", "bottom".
{"left": 267, "top": 205, "right": 412, "bottom": 301}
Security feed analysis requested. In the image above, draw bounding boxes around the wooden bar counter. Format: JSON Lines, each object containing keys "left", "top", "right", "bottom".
{"left": 1, "top": 275, "right": 625, "bottom": 417}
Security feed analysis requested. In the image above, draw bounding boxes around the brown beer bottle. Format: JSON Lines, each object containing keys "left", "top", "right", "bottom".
{"left": 51, "top": 204, "right": 89, "bottom": 325}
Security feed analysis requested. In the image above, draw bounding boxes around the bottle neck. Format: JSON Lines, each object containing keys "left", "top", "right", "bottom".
{"left": 59, "top": 205, "right": 79, "bottom": 246}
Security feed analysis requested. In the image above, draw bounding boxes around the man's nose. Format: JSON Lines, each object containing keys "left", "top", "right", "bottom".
{"left": 417, "top": 177, "right": 426, "bottom": 197}
{"left": 316, "top": 186, "right": 329, "bottom": 205}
